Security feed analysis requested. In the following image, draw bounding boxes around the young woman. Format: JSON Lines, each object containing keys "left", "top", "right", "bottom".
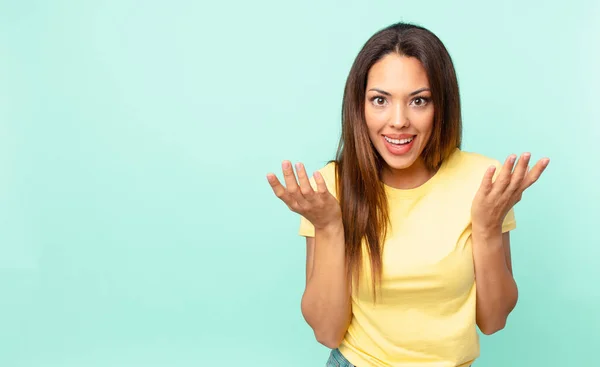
{"left": 266, "top": 22, "right": 549, "bottom": 367}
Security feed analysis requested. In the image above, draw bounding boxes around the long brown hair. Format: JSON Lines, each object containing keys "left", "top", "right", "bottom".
{"left": 331, "top": 22, "right": 463, "bottom": 300}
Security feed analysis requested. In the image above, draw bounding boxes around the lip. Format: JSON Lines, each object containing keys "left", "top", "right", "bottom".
{"left": 382, "top": 134, "right": 416, "bottom": 156}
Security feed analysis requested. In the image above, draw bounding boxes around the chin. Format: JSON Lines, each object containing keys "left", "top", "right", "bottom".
{"left": 383, "top": 158, "right": 417, "bottom": 171}
{"left": 377, "top": 148, "right": 420, "bottom": 171}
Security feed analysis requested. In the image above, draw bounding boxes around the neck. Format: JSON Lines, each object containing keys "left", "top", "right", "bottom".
{"left": 382, "top": 158, "right": 436, "bottom": 190}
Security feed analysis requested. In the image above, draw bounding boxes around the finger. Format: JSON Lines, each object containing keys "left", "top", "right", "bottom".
{"left": 508, "top": 152, "right": 531, "bottom": 193}
{"left": 479, "top": 165, "right": 496, "bottom": 194}
{"left": 281, "top": 160, "right": 309, "bottom": 207}
{"left": 314, "top": 171, "right": 330, "bottom": 195}
{"left": 492, "top": 154, "right": 517, "bottom": 193}
{"left": 295, "top": 162, "right": 316, "bottom": 200}
{"left": 521, "top": 158, "right": 550, "bottom": 190}
{"left": 266, "top": 173, "right": 293, "bottom": 204}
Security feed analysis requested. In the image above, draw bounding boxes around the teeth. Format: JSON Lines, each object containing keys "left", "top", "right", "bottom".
{"left": 384, "top": 136, "right": 414, "bottom": 145}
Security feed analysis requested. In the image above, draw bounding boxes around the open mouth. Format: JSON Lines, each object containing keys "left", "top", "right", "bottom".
{"left": 383, "top": 135, "right": 415, "bottom": 146}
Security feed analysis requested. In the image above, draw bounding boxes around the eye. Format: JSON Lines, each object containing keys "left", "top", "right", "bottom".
{"left": 370, "top": 96, "right": 387, "bottom": 107}
{"left": 411, "top": 96, "right": 431, "bottom": 107}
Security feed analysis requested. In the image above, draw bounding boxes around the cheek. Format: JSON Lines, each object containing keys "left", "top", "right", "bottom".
{"left": 363, "top": 107, "right": 375, "bottom": 131}
{"left": 364, "top": 106, "right": 388, "bottom": 129}
{"left": 409, "top": 109, "right": 434, "bottom": 134}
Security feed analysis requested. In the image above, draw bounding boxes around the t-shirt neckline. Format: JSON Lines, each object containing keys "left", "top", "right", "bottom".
{"left": 383, "top": 148, "right": 459, "bottom": 198}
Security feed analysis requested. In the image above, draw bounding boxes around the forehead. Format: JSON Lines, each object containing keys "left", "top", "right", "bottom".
{"left": 366, "top": 53, "right": 430, "bottom": 91}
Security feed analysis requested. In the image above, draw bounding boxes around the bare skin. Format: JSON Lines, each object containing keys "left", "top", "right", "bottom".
{"left": 471, "top": 153, "right": 550, "bottom": 333}
{"left": 364, "top": 54, "right": 435, "bottom": 189}
{"left": 266, "top": 162, "right": 350, "bottom": 347}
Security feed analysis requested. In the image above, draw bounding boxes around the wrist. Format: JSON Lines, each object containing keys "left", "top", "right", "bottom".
{"left": 314, "top": 219, "right": 344, "bottom": 236}
{"left": 472, "top": 222, "right": 502, "bottom": 239}
{"left": 471, "top": 223, "right": 504, "bottom": 252}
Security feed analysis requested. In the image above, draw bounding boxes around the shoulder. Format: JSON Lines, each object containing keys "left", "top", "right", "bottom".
{"left": 448, "top": 149, "right": 504, "bottom": 176}
{"left": 439, "top": 149, "right": 507, "bottom": 193}
{"left": 317, "top": 161, "right": 337, "bottom": 180}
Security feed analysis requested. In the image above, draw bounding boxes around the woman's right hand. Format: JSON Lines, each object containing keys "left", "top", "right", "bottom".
{"left": 266, "top": 161, "right": 342, "bottom": 230}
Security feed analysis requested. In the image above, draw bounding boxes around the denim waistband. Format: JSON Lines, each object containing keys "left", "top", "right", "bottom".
{"left": 325, "top": 348, "right": 472, "bottom": 367}
{"left": 326, "top": 348, "right": 355, "bottom": 367}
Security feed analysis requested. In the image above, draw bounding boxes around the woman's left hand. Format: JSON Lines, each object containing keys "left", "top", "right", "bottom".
{"left": 471, "top": 153, "right": 550, "bottom": 232}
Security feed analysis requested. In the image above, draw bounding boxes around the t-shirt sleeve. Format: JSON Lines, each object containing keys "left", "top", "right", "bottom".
{"left": 502, "top": 207, "right": 516, "bottom": 233}
{"left": 298, "top": 214, "right": 315, "bottom": 237}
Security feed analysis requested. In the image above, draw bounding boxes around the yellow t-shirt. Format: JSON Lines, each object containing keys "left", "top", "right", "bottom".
{"left": 298, "top": 148, "right": 516, "bottom": 367}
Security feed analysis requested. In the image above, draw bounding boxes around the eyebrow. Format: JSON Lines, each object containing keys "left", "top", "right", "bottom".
{"left": 368, "top": 87, "right": 431, "bottom": 96}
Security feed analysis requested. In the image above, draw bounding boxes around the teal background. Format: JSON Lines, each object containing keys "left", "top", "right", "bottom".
{"left": 1, "top": 0, "right": 598, "bottom": 366}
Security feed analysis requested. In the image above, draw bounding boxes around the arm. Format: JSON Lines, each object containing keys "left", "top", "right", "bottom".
{"left": 301, "top": 222, "right": 352, "bottom": 348}
{"left": 266, "top": 161, "right": 351, "bottom": 349}
{"left": 472, "top": 228, "right": 518, "bottom": 334}
{"left": 470, "top": 152, "right": 549, "bottom": 335}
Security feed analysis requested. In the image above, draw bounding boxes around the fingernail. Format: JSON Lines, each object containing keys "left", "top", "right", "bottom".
{"left": 283, "top": 161, "right": 290, "bottom": 169}
{"left": 510, "top": 155, "right": 517, "bottom": 163}
{"left": 542, "top": 158, "right": 550, "bottom": 166}
{"left": 523, "top": 152, "right": 531, "bottom": 159}
{"left": 295, "top": 162, "right": 302, "bottom": 170}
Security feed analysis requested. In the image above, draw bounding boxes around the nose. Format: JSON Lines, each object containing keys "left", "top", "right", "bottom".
{"left": 390, "top": 103, "right": 409, "bottom": 128}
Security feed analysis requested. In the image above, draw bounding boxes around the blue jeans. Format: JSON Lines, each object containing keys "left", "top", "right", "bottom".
{"left": 326, "top": 348, "right": 355, "bottom": 367}
{"left": 325, "top": 348, "right": 472, "bottom": 367}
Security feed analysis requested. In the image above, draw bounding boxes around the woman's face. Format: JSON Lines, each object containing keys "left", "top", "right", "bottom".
{"left": 364, "top": 53, "right": 434, "bottom": 173}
